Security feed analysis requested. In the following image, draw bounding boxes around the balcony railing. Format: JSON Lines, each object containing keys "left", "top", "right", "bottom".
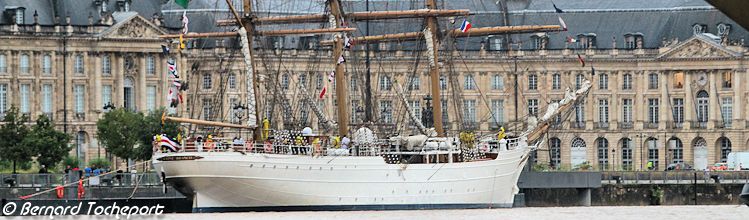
{"left": 645, "top": 122, "right": 659, "bottom": 129}
{"left": 20, "top": 67, "right": 30, "bottom": 73}
{"left": 666, "top": 121, "right": 684, "bottom": 129}
{"left": 43, "top": 112, "right": 53, "bottom": 119}
{"left": 716, "top": 121, "right": 732, "bottom": 129}
{"left": 619, "top": 121, "right": 633, "bottom": 129}
{"left": 690, "top": 121, "right": 708, "bottom": 129}
{"left": 75, "top": 112, "right": 85, "bottom": 120}
{"left": 462, "top": 122, "right": 478, "bottom": 130}
{"left": 594, "top": 122, "right": 609, "bottom": 129}
{"left": 571, "top": 121, "right": 585, "bottom": 129}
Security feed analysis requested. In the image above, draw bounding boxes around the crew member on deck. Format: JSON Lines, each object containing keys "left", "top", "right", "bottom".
{"left": 497, "top": 127, "right": 506, "bottom": 140}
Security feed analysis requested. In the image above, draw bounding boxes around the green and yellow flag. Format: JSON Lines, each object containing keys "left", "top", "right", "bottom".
{"left": 175, "top": 0, "right": 190, "bottom": 9}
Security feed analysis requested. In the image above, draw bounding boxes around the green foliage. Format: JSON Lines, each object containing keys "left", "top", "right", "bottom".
{"left": 97, "top": 108, "right": 180, "bottom": 162}
{"left": 532, "top": 163, "right": 550, "bottom": 172}
{"left": 62, "top": 156, "right": 81, "bottom": 169}
{"left": 0, "top": 107, "right": 32, "bottom": 173}
{"left": 97, "top": 108, "right": 146, "bottom": 162}
{"left": 88, "top": 157, "right": 111, "bottom": 169}
{"left": 574, "top": 161, "right": 593, "bottom": 171}
{"left": 23, "top": 114, "right": 72, "bottom": 169}
{"left": 137, "top": 108, "right": 180, "bottom": 161}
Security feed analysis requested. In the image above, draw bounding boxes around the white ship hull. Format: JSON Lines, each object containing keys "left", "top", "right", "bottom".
{"left": 153, "top": 147, "right": 531, "bottom": 212}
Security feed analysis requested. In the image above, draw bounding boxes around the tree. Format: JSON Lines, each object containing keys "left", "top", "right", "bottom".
{"left": 96, "top": 108, "right": 145, "bottom": 168}
{"left": 23, "top": 114, "right": 71, "bottom": 169}
{"left": 136, "top": 108, "right": 180, "bottom": 161}
{"left": 0, "top": 107, "right": 31, "bottom": 173}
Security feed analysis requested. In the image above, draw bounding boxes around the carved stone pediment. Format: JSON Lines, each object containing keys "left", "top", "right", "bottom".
{"left": 100, "top": 15, "right": 165, "bottom": 39}
{"left": 657, "top": 35, "right": 740, "bottom": 60}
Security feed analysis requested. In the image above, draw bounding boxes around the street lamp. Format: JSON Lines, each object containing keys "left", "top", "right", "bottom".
{"left": 233, "top": 103, "right": 247, "bottom": 138}
{"left": 103, "top": 102, "right": 115, "bottom": 112}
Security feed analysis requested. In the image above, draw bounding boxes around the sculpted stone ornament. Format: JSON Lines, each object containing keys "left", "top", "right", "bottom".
{"left": 664, "top": 40, "right": 733, "bottom": 59}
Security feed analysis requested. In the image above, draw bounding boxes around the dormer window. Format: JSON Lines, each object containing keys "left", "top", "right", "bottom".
{"left": 624, "top": 33, "right": 644, "bottom": 49}
{"left": 577, "top": 33, "right": 597, "bottom": 49}
{"left": 102, "top": 1, "right": 107, "bottom": 13}
{"left": 717, "top": 23, "right": 731, "bottom": 37}
{"left": 15, "top": 8, "right": 24, "bottom": 24}
{"left": 117, "top": 0, "right": 130, "bottom": 12}
{"left": 693, "top": 24, "right": 707, "bottom": 35}
{"left": 530, "top": 33, "right": 548, "bottom": 50}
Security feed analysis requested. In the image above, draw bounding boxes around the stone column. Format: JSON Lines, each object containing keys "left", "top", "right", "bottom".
{"left": 93, "top": 54, "right": 102, "bottom": 115}
{"left": 733, "top": 69, "right": 743, "bottom": 128}
{"left": 684, "top": 71, "right": 693, "bottom": 130}
{"left": 635, "top": 71, "right": 644, "bottom": 129}
{"left": 139, "top": 54, "right": 147, "bottom": 111}
{"left": 708, "top": 71, "right": 718, "bottom": 128}
{"left": 115, "top": 54, "right": 124, "bottom": 108}
{"left": 611, "top": 71, "right": 619, "bottom": 129}
{"left": 660, "top": 71, "right": 669, "bottom": 130}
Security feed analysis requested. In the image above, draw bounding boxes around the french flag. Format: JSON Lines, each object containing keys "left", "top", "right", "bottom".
{"left": 159, "top": 135, "right": 180, "bottom": 152}
{"left": 459, "top": 19, "right": 472, "bottom": 33}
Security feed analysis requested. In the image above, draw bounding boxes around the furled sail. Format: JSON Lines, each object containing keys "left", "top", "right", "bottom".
{"left": 238, "top": 27, "right": 257, "bottom": 128}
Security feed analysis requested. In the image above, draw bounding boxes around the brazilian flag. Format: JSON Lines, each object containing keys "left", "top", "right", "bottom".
{"left": 175, "top": 0, "right": 190, "bottom": 9}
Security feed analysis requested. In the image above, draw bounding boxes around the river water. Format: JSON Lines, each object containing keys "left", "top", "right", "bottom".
{"left": 164, "top": 205, "right": 747, "bottom": 220}
{"left": 6, "top": 205, "right": 748, "bottom": 219}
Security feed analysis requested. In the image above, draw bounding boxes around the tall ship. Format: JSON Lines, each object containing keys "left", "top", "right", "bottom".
{"left": 152, "top": 0, "right": 587, "bottom": 212}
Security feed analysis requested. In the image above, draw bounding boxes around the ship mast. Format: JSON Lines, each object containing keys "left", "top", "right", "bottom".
{"left": 329, "top": 0, "right": 349, "bottom": 137}
{"left": 425, "top": 0, "right": 444, "bottom": 136}
{"left": 159, "top": 1, "right": 567, "bottom": 140}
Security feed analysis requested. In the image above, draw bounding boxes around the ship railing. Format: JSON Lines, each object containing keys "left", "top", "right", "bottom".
{"left": 174, "top": 141, "right": 396, "bottom": 157}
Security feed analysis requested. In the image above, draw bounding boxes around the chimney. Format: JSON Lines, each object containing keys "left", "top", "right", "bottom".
{"left": 54, "top": 16, "right": 60, "bottom": 33}
{"left": 151, "top": 13, "right": 161, "bottom": 26}
{"left": 88, "top": 14, "right": 94, "bottom": 26}
{"left": 34, "top": 10, "right": 40, "bottom": 33}
{"left": 66, "top": 15, "right": 73, "bottom": 35}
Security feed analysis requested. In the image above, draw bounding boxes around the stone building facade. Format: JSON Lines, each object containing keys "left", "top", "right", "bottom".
{"left": 0, "top": 7, "right": 183, "bottom": 165}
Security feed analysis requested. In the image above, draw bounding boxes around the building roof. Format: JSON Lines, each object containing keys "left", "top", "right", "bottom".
{"left": 2, "top": 0, "right": 747, "bottom": 51}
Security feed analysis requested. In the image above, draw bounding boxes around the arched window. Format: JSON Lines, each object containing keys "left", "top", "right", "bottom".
{"left": 20, "top": 54, "right": 29, "bottom": 74}
{"left": 669, "top": 138, "right": 683, "bottom": 164}
{"left": 598, "top": 73, "right": 608, "bottom": 90}
{"left": 696, "top": 90, "right": 709, "bottom": 123}
{"left": 622, "top": 73, "right": 632, "bottom": 90}
{"left": 575, "top": 74, "right": 584, "bottom": 89}
{"left": 621, "top": 138, "right": 633, "bottom": 170}
{"left": 549, "top": 138, "right": 561, "bottom": 169}
{"left": 571, "top": 137, "right": 587, "bottom": 168}
{"left": 719, "top": 137, "right": 731, "bottom": 163}
{"left": 647, "top": 138, "right": 659, "bottom": 170}
{"left": 551, "top": 73, "right": 561, "bottom": 90}
{"left": 492, "top": 74, "right": 504, "bottom": 90}
{"left": 123, "top": 77, "right": 135, "bottom": 111}
{"left": 648, "top": 73, "right": 658, "bottom": 89}
{"left": 597, "top": 138, "right": 609, "bottom": 170}
{"left": 693, "top": 137, "right": 708, "bottom": 170}
{"left": 528, "top": 74, "right": 538, "bottom": 90}
{"left": 202, "top": 73, "right": 212, "bottom": 90}
{"left": 281, "top": 73, "right": 290, "bottom": 90}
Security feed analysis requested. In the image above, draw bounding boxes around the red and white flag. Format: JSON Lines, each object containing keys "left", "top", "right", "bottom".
{"left": 182, "top": 11, "right": 189, "bottom": 34}
{"left": 319, "top": 86, "right": 327, "bottom": 99}
{"left": 558, "top": 16, "right": 567, "bottom": 31}
{"left": 459, "top": 19, "right": 472, "bottom": 33}
{"left": 577, "top": 53, "right": 586, "bottom": 67}
{"left": 328, "top": 71, "right": 335, "bottom": 83}
{"left": 566, "top": 36, "right": 577, "bottom": 43}
{"left": 159, "top": 135, "right": 180, "bottom": 152}
{"left": 337, "top": 55, "right": 345, "bottom": 64}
